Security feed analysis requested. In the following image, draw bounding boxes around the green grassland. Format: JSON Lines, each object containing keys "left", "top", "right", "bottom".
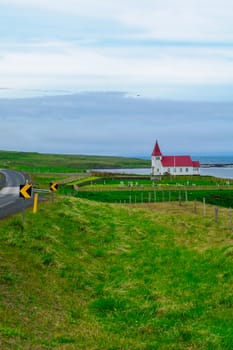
{"left": 0, "top": 150, "right": 150, "bottom": 173}
{"left": 60, "top": 175, "right": 233, "bottom": 208}
{"left": 68, "top": 175, "right": 231, "bottom": 187}
{"left": 63, "top": 188, "right": 233, "bottom": 208}
{"left": 0, "top": 152, "right": 233, "bottom": 349}
{"left": 0, "top": 196, "right": 233, "bottom": 349}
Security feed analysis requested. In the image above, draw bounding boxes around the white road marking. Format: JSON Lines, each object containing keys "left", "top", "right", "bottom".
{"left": 0, "top": 200, "right": 14, "bottom": 208}
{"left": 0, "top": 187, "right": 19, "bottom": 196}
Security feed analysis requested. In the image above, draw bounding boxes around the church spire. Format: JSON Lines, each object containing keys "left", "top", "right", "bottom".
{"left": 151, "top": 140, "right": 162, "bottom": 156}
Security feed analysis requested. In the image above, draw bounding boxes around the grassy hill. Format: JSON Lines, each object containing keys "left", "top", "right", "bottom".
{"left": 0, "top": 150, "right": 150, "bottom": 173}
{"left": 0, "top": 196, "right": 232, "bottom": 349}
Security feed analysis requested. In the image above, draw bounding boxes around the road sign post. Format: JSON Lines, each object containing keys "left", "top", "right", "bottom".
{"left": 19, "top": 183, "right": 32, "bottom": 224}
{"left": 22, "top": 203, "right": 25, "bottom": 225}
{"left": 50, "top": 182, "right": 58, "bottom": 203}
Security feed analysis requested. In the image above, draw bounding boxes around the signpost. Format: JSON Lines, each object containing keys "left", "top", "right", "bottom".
{"left": 50, "top": 182, "right": 58, "bottom": 203}
{"left": 18, "top": 181, "right": 58, "bottom": 221}
{"left": 19, "top": 183, "right": 32, "bottom": 224}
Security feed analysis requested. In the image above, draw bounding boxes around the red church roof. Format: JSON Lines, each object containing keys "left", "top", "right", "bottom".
{"left": 192, "top": 161, "right": 200, "bottom": 168}
{"left": 151, "top": 140, "right": 162, "bottom": 156}
{"left": 161, "top": 156, "right": 193, "bottom": 167}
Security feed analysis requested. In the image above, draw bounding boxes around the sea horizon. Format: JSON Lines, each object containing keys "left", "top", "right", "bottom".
{"left": 138, "top": 154, "right": 233, "bottom": 164}
{"left": 95, "top": 167, "right": 233, "bottom": 179}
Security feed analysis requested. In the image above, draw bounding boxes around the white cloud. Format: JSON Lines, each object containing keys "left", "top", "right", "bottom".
{"left": 120, "top": 4, "right": 233, "bottom": 41}
{"left": 1, "top": 1, "right": 233, "bottom": 98}
{"left": 1, "top": 41, "right": 233, "bottom": 95}
{"left": 1, "top": 0, "right": 233, "bottom": 41}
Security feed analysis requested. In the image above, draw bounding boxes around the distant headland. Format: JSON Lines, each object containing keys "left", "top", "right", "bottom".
{"left": 201, "top": 163, "right": 233, "bottom": 168}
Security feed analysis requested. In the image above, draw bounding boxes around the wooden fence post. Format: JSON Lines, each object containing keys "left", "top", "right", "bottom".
{"left": 230, "top": 207, "right": 232, "bottom": 230}
{"left": 203, "top": 198, "right": 206, "bottom": 216}
{"left": 194, "top": 199, "right": 197, "bottom": 214}
{"left": 215, "top": 206, "right": 218, "bottom": 223}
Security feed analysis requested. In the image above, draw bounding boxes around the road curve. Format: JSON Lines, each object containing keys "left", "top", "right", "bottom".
{"left": 0, "top": 169, "right": 33, "bottom": 219}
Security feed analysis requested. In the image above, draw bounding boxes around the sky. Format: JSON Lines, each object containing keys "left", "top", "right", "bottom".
{"left": 0, "top": 0, "right": 233, "bottom": 156}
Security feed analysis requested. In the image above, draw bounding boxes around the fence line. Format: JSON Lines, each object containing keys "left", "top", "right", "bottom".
{"left": 123, "top": 191, "right": 233, "bottom": 230}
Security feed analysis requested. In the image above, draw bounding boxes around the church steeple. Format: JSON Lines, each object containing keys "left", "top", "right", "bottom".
{"left": 151, "top": 140, "right": 163, "bottom": 176}
{"left": 151, "top": 140, "right": 162, "bottom": 157}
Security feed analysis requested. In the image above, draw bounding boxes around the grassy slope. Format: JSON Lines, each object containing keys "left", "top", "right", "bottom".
{"left": 0, "top": 150, "right": 150, "bottom": 172}
{"left": 0, "top": 197, "right": 232, "bottom": 349}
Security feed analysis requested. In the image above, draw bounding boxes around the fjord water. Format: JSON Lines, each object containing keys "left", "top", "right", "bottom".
{"left": 200, "top": 167, "right": 233, "bottom": 179}
{"left": 197, "top": 155, "right": 233, "bottom": 179}
{"left": 97, "top": 155, "right": 233, "bottom": 179}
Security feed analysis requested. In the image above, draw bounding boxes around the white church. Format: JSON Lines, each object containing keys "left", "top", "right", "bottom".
{"left": 151, "top": 140, "right": 200, "bottom": 176}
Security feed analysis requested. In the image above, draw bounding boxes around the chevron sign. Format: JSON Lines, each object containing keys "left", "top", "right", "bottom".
{"left": 19, "top": 183, "right": 32, "bottom": 199}
{"left": 50, "top": 182, "right": 58, "bottom": 192}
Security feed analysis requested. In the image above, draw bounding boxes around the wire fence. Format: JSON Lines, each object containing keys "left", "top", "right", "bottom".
{"left": 72, "top": 186, "right": 233, "bottom": 229}
{"left": 118, "top": 192, "right": 233, "bottom": 231}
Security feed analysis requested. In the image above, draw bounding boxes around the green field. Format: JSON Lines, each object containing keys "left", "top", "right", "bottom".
{"left": 0, "top": 150, "right": 150, "bottom": 173}
{"left": 0, "top": 196, "right": 233, "bottom": 349}
{"left": 60, "top": 174, "right": 233, "bottom": 208}
{"left": 0, "top": 152, "right": 233, "bottom": 349}
{"left": 63, "top": 188, "right": 233, "bottom": 208}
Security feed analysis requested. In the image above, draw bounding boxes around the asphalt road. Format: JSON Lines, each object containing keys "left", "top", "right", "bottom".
{"left": 0, "top": 169, "right": 34, "bottom": 219}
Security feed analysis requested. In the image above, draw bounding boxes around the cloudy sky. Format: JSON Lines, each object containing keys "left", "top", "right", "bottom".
{"left": 0, "top": 0, "right": 233, "bottom": 156}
